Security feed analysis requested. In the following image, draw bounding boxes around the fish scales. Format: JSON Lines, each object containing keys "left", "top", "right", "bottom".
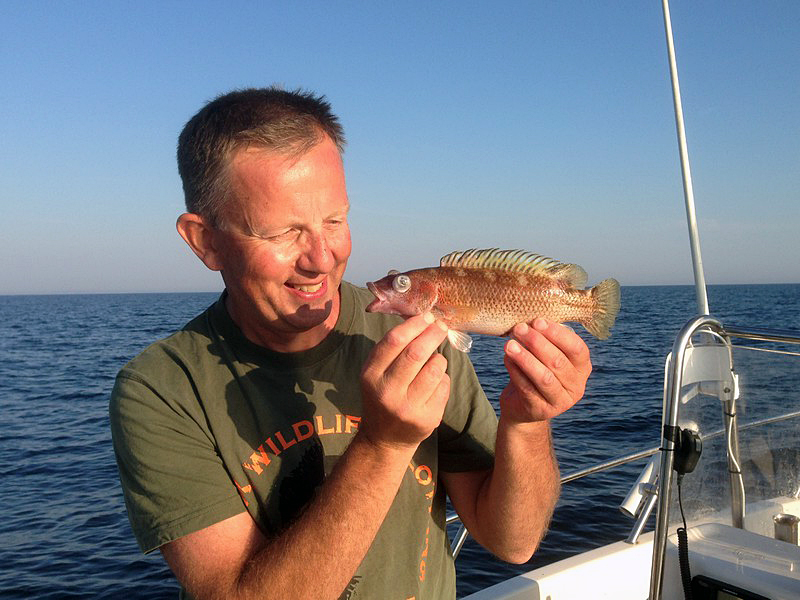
{"left": 431, "top": 267, "right": 596, "bottom": 336}
{"left": 366, "top": 248, "right": 620, "bottom": 352}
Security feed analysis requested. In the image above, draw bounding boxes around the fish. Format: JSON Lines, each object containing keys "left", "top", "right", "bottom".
{"left": 365, "top": 248, "right": 621, "bottom": 352}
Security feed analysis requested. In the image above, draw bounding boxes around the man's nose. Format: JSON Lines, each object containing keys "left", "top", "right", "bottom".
{"left": 297, "top": 230, "right": 334, "bottom": 274}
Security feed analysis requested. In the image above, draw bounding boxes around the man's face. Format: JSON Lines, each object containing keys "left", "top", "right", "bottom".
{"left": 211, "top": 136, "right": 351, "bottom": 351}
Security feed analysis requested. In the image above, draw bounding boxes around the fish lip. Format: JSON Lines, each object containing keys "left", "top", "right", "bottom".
{"left": 365, "top": 281, "right": 384, "bottom": 312}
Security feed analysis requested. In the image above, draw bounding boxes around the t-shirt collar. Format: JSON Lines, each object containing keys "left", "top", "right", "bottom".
{"left": 208, "top": 283, "right": 357, "bottom": 369}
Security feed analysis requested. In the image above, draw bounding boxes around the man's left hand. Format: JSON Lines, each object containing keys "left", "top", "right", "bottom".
{"left": 499, "top": 318, "right": 592, "bottom": 424}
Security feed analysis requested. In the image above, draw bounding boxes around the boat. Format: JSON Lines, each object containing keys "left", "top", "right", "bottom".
{"left": 458, "top": 317, "right": 800, "bottom": 600}
{"left": 451, "top": 2, "right": 800, "bottom": 598}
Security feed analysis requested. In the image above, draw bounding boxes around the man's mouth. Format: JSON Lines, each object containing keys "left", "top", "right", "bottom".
{"left": 287, "top": 280, "right": 327, "bottom": 295}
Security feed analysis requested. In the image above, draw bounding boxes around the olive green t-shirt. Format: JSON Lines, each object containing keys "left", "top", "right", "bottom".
{"left": 110, "top": 282, "right": 498, "bottom": 599}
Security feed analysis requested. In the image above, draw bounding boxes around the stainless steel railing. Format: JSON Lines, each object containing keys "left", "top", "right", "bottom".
{"left": 649, "top": 317, "right": 800, "bottom": 600}
{"left": 448, "top": 445, "right": 662, "bottom": 558}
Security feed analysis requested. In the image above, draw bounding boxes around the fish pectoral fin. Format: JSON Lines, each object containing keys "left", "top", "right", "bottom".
{"left": 432, "top": 306, "right": 475, "bottom": 351}
{"left": 447, "top": 329, "right": 473, "bottom": 353}
{"left": 431, "top": 305, "right": 455, "bottom": 321}
{"left": 432, "top": 304, "right": 478, "bottom": 323}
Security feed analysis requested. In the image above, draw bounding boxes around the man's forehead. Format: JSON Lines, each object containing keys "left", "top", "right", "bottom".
{"left": 229, "top": 145, "right": 300, "bottom": 174}
{"left": 223, "top": 141, "right": 348, "bottom": 230}
{"left": 230, "top": 135, "right": 341, "bottom": 166}
{"left": 231, "top": 140, "right": 342, "bottom": 180}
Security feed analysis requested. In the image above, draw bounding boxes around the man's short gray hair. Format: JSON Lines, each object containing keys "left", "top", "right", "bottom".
{"left": 177, "top": 86, "right": 346, "bottom": 227}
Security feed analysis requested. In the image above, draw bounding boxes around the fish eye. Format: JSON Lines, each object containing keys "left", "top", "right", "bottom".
{"left": 392, "top": 274, "right": 411, "bottom": 293}
{"left": 387, "top": 269, "right": 400, "bottom": 276}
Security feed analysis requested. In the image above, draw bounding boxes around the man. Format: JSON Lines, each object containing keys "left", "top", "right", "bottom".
{"left": 110, "top": 87, "right": 591, "bottom": 599}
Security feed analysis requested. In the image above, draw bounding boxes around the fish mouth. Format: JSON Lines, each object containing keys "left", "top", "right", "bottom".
{"left": 365, "top": 281, "right": 384, "bottom": 312}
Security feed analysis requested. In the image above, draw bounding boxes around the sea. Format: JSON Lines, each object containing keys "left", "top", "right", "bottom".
{"left": 1, "top": 284, "right": 798, "bottom": 599}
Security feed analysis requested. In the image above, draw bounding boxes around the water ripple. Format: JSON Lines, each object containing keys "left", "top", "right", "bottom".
{"left": 1, "top": 286, "right": 797, "bottom": 598}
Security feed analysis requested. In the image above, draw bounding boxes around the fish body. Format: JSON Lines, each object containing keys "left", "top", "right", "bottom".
{"left": 366, "top": 248, "right": 620, "bottom": 352}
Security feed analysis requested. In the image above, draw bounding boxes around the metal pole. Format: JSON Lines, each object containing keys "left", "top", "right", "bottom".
{"left": 450, "top": 525, "right": 469, "bottom": 558}
{"left": 662, "top": 0, "right": 709, "bottom": 315}
{"left": 649, "top": 316, "right": 725, "bottom": 600}
{"left": 724, "top": 391, "right": 746, "bottom": 529}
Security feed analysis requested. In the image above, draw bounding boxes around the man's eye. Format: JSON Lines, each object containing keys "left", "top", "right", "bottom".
{"left": 263, "top": 229, "right": 298, "bottom": 242}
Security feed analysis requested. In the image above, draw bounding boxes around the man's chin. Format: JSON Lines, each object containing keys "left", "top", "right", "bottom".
{"left": 290, "top": 301, "right": 334, "bottom": 330}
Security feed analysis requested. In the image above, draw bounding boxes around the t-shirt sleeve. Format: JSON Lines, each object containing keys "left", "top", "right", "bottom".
{"left": 110, "top": 365, "right": 245, "bottom": 553}
{"left": 437, "top": 343, "right": 498, "bottom": 473}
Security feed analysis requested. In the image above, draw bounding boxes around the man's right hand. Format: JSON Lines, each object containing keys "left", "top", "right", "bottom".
{"left": 359, "top": 312, "right": 451, "bottom": 452}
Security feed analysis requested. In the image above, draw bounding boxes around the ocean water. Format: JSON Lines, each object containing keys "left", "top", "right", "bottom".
{"left": 1, "top": 284, "right": 798, "bottom": 598}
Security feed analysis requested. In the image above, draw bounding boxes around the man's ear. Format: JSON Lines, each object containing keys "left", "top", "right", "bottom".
{"left": 176, "top": 213, "right": 224, "bottom": 271}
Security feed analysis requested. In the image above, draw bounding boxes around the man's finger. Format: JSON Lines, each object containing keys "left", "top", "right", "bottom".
{"left": 406, "top": 352, "right": 450, "bottom": 406}
{"left": 384, "top": 319, "right": 449, "bottom": 387}
{"left": 504, "top": 339, "right": 559, "bottom": 403}
{"left": 363, "top": 313, "right": 438, "bottom": 377}
{"left": 532, "top": 319, "right": 590, "bottom": 368}
{"left": 512, "top": 320, "right": 590, "bottom": 381}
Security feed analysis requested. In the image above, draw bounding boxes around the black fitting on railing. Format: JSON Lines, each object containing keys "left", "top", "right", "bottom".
{"left": 663, "top": 425, "right": 702, "bottom": 476}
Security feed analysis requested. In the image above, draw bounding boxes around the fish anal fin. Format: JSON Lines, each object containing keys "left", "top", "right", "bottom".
{"left": 447, "top": 329, "right": 473, "bottom": 353}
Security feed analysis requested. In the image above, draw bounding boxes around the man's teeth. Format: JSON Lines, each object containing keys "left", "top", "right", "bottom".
{"left": 294, "top": 282, "right": 323, "bottom": 293}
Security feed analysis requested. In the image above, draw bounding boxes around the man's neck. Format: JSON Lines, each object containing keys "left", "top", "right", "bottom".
{"left": 226, "top": 290, "right": 342, "bottom": 354}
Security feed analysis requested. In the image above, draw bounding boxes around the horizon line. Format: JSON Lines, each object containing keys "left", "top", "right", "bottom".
{"left": 2, "top": 281, "right": 798, "bottom": 297}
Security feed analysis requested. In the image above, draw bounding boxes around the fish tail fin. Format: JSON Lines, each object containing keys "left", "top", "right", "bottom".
{"left": 584, "top": 278, "right": 621, "bottom": 340}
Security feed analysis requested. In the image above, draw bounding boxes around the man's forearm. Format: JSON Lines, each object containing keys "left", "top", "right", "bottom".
{"left": 231, "top": 434, "right": 415, "bottom": 600}
{"left": 473, "top": 419, "right": 560, "bottom": 563}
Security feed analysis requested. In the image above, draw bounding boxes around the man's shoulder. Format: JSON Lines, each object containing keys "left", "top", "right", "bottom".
{"left": 116, "top": 308, "right": 216, "bottom": 384}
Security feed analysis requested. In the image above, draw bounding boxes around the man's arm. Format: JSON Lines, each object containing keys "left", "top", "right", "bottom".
{"left": 162, "top": 434, "right": 419, "bottom": 599}
{"left": 442, "top": 318, "right": 591, "bottom": 563}
{"left": 159, "top": 313, "right": 451, "bottom": 600}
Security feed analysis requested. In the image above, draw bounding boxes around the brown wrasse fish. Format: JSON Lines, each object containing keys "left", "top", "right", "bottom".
{"left": 366, "top": 248, "right": 620, "bottom": 352}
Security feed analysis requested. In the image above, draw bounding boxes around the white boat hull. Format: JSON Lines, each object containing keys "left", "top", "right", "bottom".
{"left": 465, "top": 497, "right": 800, "bottom": 599}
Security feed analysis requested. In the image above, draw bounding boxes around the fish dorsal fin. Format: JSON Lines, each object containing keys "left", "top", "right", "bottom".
{"left": 439, "top": 248, "right": 587, "bottom": 288}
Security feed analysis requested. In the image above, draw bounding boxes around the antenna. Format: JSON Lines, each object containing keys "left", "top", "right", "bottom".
{"left": 662, "top": 0, "right": 709, "bottom": 315}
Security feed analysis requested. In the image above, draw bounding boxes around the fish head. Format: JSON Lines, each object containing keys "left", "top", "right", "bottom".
{"left": 365, "top": 269, "right": 438, "bottom": 317}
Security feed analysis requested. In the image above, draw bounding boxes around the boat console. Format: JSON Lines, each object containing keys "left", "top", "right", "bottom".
{"left": 663, "top": 522, "right": 800, "bottom": 600}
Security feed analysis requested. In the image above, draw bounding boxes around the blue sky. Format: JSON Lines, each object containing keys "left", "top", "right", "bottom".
{"left": 2, "top": 1, "right": 798, "bottom": 294}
